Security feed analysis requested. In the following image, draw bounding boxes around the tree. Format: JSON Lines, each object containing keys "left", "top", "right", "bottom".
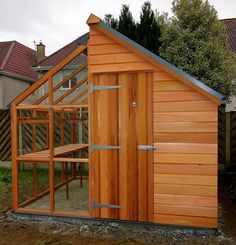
{"left": 104, "top": 5, "right": 137, "bottom": 41}
{"left": 159, "top": 0, "right": 236, "bottom": 99}
{"left": 117, "top": 5, "right": 137, "bottom": 41}
{"left": 104, "top": 2, "right": 162, "bottom": 54}
{"left": 137, "top": 1, "right": 161, "bottom": 54}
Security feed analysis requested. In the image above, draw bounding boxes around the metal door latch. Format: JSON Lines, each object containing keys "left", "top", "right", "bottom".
{"left": 91, "top": 200, "right": 123, "bottom": 210}
{"left": 138, "top": 145, "right": 157, "bottom": 151}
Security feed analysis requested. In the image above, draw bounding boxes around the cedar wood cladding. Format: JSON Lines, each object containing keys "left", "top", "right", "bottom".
{"left": 88, "top": 23, "right": 218, "bottom": 228}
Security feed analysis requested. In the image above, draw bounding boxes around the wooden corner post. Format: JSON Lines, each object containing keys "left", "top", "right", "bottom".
{"left": 48, "top": 77, "right": 55, "bottom": 212}
{"left": 11, "top": 104, "right": 18, "bottom": 210}
{"left": 32, "top": 110, "right": 38, "bottom": 196}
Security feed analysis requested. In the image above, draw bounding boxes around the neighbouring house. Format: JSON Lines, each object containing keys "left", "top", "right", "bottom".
{"left": 222, "top": 18, "right": 236, "bottom": 54}
{"left": 0, "top": 41, "right": 42, "bottom": 108}
{"left": 31, "top": 34, "right": 88, "bottom": 104}
{"left": 221, "top": 18, "right": 236, "bottom": 111}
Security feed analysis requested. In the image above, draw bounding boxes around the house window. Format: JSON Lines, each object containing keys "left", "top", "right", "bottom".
{"left": 60, "top": 77, "right": 77, "bottom": 90}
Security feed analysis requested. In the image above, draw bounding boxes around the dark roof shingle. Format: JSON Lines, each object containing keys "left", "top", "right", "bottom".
{"left": 221, "top": 18, "right": 236, "bottom": 54}
{"left": 0, "top": 41, "right": 38, "bottom": 81}
{"left": 36, "top": 33, "right": 89, "bottom": 68}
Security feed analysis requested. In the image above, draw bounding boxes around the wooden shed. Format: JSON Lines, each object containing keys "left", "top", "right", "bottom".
{"left": 11, "top": 14, "right": 223, "bottom": 229}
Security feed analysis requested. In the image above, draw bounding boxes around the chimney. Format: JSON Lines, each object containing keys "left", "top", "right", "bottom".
{"left": 36, "top": 41, "right": 46, "bottom": 63}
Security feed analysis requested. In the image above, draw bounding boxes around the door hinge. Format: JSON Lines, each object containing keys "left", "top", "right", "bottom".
{"left": 138, "top": 145, "right": 157, "bottom": 151}
{"left": 91, "top": 144, "right": 122, "bottom": 152}
{"left": 90, "top": 82, "right": 123, "bottom": 93}
{"left": 91, "top": 200, "right": 123, "bottom": 210}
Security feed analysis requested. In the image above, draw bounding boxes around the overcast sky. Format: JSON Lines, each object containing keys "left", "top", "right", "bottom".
{"left": 0, "top": 0, "right": 235, "bottom": 55}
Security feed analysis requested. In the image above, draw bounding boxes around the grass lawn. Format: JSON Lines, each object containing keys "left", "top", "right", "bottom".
{"left": 0, "top": 166, "right": 63, "bottom": 210}
{"left": 0, "top": 167, "right": 12, "bottom": 211}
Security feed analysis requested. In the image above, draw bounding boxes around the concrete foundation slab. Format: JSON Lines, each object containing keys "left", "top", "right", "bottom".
{"left": 25, "top": 179, "right": 88, "bottom": 212}
{"left": 8, "top": 211, "right": 218, "bottom": 244}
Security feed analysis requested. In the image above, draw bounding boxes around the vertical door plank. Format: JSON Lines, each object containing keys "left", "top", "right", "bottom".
{"left": 147, "top": 72, "right": 154, "bottom": 222}
{"left": 89, "top": 74, "right": 100, "bottom": 218}
{"left": 92, "top": 73, "right": 119, "bottom": 219}
{"left": 137, "top": 73, "right": 148, "bottom": 221}
{"left": 100, "top": 73, "right": 119, "bottom": 219}
{"left": 119, "top": 73, "right": 138, "bottom": 220}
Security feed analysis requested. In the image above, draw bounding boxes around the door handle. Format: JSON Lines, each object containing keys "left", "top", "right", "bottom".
{"left": 138, "top": 145, "right": 157, "bottom": 151}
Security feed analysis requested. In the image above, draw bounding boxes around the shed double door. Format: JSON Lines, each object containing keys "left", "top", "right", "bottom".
{"left": 90, "top": 72, "right": 153, "bottom": 222}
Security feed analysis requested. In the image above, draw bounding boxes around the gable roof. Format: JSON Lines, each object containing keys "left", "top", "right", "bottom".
{"left": 87, "top": 14, "right": 223, "bottom": 104}
{"left": 0, "top": 41, "right": 38, "bottom": 82}
{"left": 35, "top": 33, "right": 88, "bottom": 69}
{"left": 221, "top": 18, "right": 236, "bottom": 54}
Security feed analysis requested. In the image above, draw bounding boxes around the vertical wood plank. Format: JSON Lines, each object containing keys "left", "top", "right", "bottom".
{"left": 11, "top": 105, "right": 18, "bottom": 210}
{"left": 32, "top": 110, "right": 38, "bottom": 196}
{"left": 118, "top": 73, "right": 138, "bottom": 220}
{"left": 48, "top": 77, "right": 55, "bottom": 212}
{"left": 137, "top": 72, "right": 147, "bottom": 221}
{"left": 118, "top": 73, "right": 127, "bottom": 220}
{"left": 87, "top": 39, "right": 94, "bottom": 217}
{"left": 72, "top": 109, "right": 77, "bottom": 178}
{"left": 89, "top": 74, "right": 100, "bottom": 218}
{"left": 98, "top": 73, "right": 119, "bottom": 219}
{"left": 65, "top": 162, "right": 69, "bottom": 199}
{"left": 147, "top": 72, "right": 154, "bottom": 222}
{"left": 46, "top": 124, "right": 49, "bottom": 149}
{"left": 60, "top": 110, "right": 65, "bottom": 182}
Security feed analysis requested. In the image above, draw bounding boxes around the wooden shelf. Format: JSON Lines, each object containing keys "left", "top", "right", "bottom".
{"left": 17, "top": 143, "right": 88, "bottom": 162}
{"left": 16, "top": 104, "right": 88, "bottom": 110}
{"left": 53, "top": 157, "right": 89, "bottom": 163}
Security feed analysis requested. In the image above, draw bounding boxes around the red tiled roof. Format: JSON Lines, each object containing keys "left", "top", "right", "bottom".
{"left": 0, "top": 41, "right": 38, "bottom": 81}
{"left": 36, "top": 33, "right": 88, "bottom": 68}
{"left": 221, "top": 18, "right": 236, "bottom": 54}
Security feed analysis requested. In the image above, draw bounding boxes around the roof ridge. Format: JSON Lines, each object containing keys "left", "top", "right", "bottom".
{"left": 14, "top": 41, "right": 36, "bottom": 53}
{"left": 0, "top": 40, "right": 16, "bottom": 44}
{"left": 35, "top": 33, "right": 88, "bottom": 67}
{"left": 0, "top": 41, "right": 15, "bottom": 70}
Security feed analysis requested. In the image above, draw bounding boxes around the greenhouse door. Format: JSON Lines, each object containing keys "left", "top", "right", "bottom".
{"left": 90, "top": 72, "right": 154, "bottom": 222}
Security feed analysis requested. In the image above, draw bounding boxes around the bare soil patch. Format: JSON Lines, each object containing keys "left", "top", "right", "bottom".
{"left": 0, "top": 218, "right": 235, "bottom": 245}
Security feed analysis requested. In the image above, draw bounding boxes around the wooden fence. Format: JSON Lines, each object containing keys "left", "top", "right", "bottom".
{"left": 218, "top": 105, "right": 226, "bottom": 167}
{"left": 230, "top": 111, "right": 236, "bottom": 165}
{"left": 218, "top": 105, "right": 236, "bottom": 169}
{"left": 0, "top": 109, "right": 88, "bottom": 161}
{"left": 0, "top": 110, "right": 11, "bottom": 161}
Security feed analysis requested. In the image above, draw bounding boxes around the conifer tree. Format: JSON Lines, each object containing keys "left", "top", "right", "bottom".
{"left": 137, "top": 1, "right": 161, "bottom": 54}
{"left": 117, "top": 4, "right": 137, "bottom": 41}
{"left": 104, "top": 2, "right": 162, "bottom": 54}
